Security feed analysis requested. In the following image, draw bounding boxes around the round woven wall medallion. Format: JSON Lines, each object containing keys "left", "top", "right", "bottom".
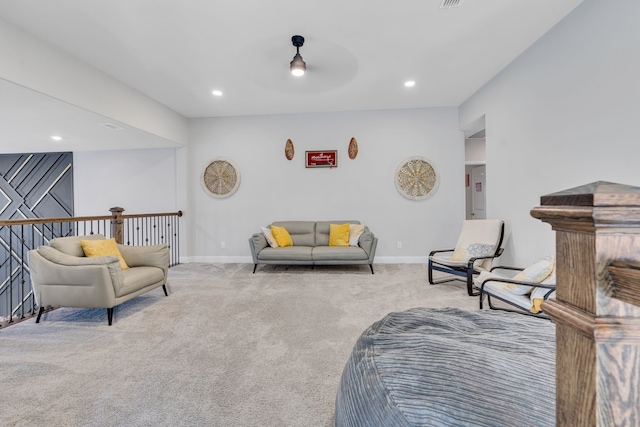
{"left": 395, "top": 157, "right": 438, "bottom": 200}
{"left": 201, "top": 157, "right": 240, "bottom": 198}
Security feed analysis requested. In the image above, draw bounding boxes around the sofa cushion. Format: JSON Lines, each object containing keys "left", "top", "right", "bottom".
{"left": 271, "top": 225, "right": 293, "bottom": 247}
{"left": 119, "top": 266, "right": 164, "bottom": 297}
{"left": 272, "top": 221, "right": 316, "bottom": 246}
{"left": 258, "top": 246, "right": 313, "bottom": 261}
{"left": 50, "top": 234, "right": 106, "bottom": 257}
{"left": 37, "top": 245, "right": 123, "bottom": 288}
{"left": 349, "top": 224, "right": 365, "bottom": 246}
{"left": 329, "top": 223, "right": 350, "bottom": 246}
{"left": 117, "top": 243, "right": 168, "bottom": 271}
{"left": 312, "top": 246, "right": 368, "bottom": 261}
{"left": 316, "top": 221, "right": 360, "bottom": 246}
{"left": 260, "top": 227, "right": 279, "bottom": 247}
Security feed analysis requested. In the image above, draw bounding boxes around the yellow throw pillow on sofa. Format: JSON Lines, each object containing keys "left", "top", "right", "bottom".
{"left": 80, "top": 237, "right": 129, "bottom": 270}
{"left": 329, "top": 223, "right": 350, "bottom": 246}
{"left": 271, "top": 225, "right": 293, "bottom": 247}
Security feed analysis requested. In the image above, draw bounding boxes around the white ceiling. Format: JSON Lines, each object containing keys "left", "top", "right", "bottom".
{"left": 0, "top": 0, "right": 583, "bottom": 151}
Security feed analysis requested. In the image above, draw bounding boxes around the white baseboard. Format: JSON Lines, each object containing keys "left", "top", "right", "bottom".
{"left": 181, "top": 256, "right": 253, "bottom": 263}
{"left": 374, "top": 256, "right": 428, "bottom": 264}
{"left": 179, "top": 256, "right": 428, "bottom": 264}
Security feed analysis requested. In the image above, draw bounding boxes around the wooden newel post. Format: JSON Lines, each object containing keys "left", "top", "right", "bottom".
{"left": 531, "top": 181, "right": 640, "bottom": 426}
{"left": 109, "top": 206, "right": 124, "bottom": 244}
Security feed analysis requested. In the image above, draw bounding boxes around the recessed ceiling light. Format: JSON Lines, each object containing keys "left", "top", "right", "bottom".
{"left": 50, "top": 135, "right": 63, "bottom": 141}
{"left": 404, "top": 81, "right": 416, "bottom": 87}
{"left": 212, "top": 90, "right": 223, "bottom": 96}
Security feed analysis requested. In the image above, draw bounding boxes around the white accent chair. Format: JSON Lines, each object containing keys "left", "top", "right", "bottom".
{"left": 428, "top": 219, "right": 505, "bottom": 296}
{"left": 476, "top": 256, "right": 556, "bottom": 317}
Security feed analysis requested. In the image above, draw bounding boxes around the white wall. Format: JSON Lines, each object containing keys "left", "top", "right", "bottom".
{"left": 74, "top": 148, "right": 178, "bottom": 216}
{"left": 0, "top": 17, "right": 188, "bottom": 145}
{"left": 187, "top": 108, "right": 464, "bottom": 262}
{"left": 459, "top": 0, "right": 640, "bottom": 265}
{"left": 464, "top": 139, "right": 486, "bottom": 164}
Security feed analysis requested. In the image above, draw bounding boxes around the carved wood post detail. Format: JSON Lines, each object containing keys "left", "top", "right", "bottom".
{"left": 109, "top": 207, "right": 124, "bottom": 244}
{"left": 531, "top": 181, "right": 640, "bottom": 427}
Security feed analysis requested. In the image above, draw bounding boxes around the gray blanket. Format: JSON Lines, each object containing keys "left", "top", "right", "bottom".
{"left": 334, "top": 307, "right": 555, "bottom": 426}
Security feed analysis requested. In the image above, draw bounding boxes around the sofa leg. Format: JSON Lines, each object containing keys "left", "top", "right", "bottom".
{"left": 369, "top": 264, "right": 375, "bottom": 274}
{"left": 35, "top": 306, "right": 45, "bottom": 323}
{"left": 253, "top": 264, "right": 257, "bottom": 274}
{"left": 162, "top": 284, "right": 168, "bottom": 296}
{"left": 107, "top": 308, "right": 114, "bottom": 326}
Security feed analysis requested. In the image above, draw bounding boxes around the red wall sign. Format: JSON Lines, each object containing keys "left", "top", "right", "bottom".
{"left": 305, "top": 150, "right": 338, "bottom": 168}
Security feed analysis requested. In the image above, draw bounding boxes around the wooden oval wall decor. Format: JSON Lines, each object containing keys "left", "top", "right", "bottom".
{"left": 285, "top": 139, "right": 295, "bottom": 160}
{"left": 348, "top": 137, "right": 358, "bottom": 159}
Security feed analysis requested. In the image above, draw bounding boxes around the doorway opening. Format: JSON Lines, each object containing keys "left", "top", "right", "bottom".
{"left": 462, "top": 116, "right": 486, "bottom": 220}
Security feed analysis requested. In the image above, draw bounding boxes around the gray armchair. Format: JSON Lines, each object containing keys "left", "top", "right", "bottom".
{"left": 29, "top": 234, "right": 169, "bottom": 325}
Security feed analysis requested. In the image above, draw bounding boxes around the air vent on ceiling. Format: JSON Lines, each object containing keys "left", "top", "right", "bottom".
{"left": 440, "top": 0, "right": 463, "bottom": 8}
{"left": 100, "top": 122, "right": 124, "bottom": 130}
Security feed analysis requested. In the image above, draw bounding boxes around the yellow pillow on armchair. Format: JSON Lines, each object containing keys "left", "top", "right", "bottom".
{"left": 80, "top": 237, "right": 129, "bottom": 270}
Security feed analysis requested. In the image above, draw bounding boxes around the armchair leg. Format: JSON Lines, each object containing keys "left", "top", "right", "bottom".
{"left": 369, "top": 264, "right": 374, "bottom": 274}
{"left": 107, "top": 308, "right": 114, "bottom": 326}
{"left": 253, "top": 264, "right": 257, "bottom": 274}
{"left": 428, "top": 260, "right": 435, "bottom": 284}
{"left": 35, "top": 306, "right": 45, "bottom": 323}
{"left": 162, "top": 284, "right": 168, "bottom": 296}
{"left": 467, "top": 285, "right": 478, "bottom": 296}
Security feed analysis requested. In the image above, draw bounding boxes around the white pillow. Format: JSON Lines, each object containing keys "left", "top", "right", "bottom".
{"left": 261, "top": 226, "right": 279, "bottom": 248}
{"left": 505, "top": 256, "right": 555, "bottom": 295}
{"left": 349, "top": 224, "right": 365, "bottom": 247}
{"left": 450, "top": 242, "right": 496, "bottom": 262}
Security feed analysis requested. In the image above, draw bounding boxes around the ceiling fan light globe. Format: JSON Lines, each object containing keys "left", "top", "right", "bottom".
{"left": 290, "top": 53, "right": 306, "bottom": 76}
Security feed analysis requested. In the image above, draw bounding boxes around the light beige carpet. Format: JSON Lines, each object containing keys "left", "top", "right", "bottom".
{"left": 0, "top": 263, "right": 479, "bottom": 426}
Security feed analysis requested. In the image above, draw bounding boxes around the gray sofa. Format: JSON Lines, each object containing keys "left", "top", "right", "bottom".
{"left": 249, "top": 221, "right": 378, "bottom": 274}
{"left": 29, "top": 234, "right": 169, "bottom": 325}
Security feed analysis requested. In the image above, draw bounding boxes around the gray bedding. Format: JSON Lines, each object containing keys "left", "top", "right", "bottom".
{"left": 334, "top": 307, "right": 555, "bottom": 427}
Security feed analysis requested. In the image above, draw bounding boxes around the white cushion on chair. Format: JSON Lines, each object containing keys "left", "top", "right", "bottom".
{"left": 483, "top": 280, "right": 532, "bottom": 311}
{"left": 505, "top": 256, "right": 555, "bottom": 295}
{"left": 474, "top": 270, "right": 499, "bottom": 286}
{"left": 450, "top": 220, "right": 503, "bottom": 269}
{"left": 430, "top": 254, "right": 471, "bottom": 267}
